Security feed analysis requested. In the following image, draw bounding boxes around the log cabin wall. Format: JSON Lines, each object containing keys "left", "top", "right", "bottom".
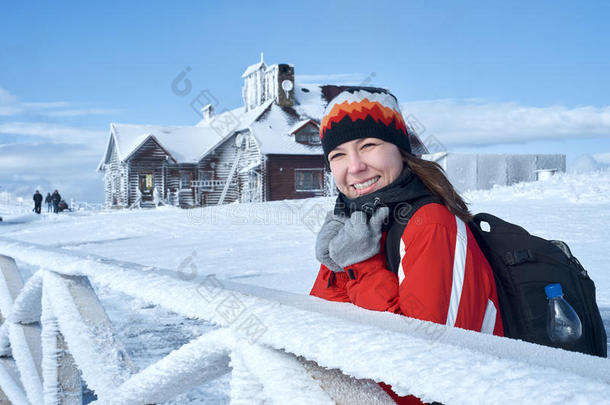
{"left": 265, "top": 154, "right": 326, "bottom": 201}
{"left": 126, "top": 138, "right": 177, "bottom": 206}
{"left": 165, "top": 166, "right": 181, "bottom": 206}
{"left": 237, "top": 133, "right": 264, "bottom": 203}
{"left": 177, "top": 164, "right": 197, "bottom": 207}
{"left": 102, "top": 136, "right": 129, "bottom": 208}
{"left": 196, "top": 131, "right": 264, "bottom": 205}
{"left": 197, "top": 135, "right": 241, "bottom": 205}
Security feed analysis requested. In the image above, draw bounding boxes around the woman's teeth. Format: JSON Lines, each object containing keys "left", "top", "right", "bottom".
{"left": 353, "top": 176, "right": 380, "bottom": 190}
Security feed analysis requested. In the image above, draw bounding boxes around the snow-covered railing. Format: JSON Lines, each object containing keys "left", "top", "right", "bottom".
{"left": 190, "top": 179, "right": 231, "bottom": 188}
{"left": 0, "top": 241, "right": 394, "bottom": 404}
{"left": 68, "top": 200, "right": 104, "bottom": 212}
{"left": 0, "top": 236, "right": 609, "bottom": 404}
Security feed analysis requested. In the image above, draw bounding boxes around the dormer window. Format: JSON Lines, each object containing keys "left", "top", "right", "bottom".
{"left": 295, "top": 133, "right": 321, "bottom": 144}
{"left": 291, "top": 120, "right": 321, "bottom": 145}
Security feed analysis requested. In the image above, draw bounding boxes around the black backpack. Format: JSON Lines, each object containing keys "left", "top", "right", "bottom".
{"left": 385, "top": 200, "right": 607, "bottom": 358}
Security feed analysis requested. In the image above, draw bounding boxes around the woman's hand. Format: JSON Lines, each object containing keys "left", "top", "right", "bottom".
{"left": 315, "top": 211, "right": 347, "bottom": 272}
{"left": 329, "top": 207, "right": 390, "bottom": 268}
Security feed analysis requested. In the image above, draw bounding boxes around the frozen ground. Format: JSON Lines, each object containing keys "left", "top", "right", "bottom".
{"left": 1, "top": 170, "right": 609, "bottom": 403}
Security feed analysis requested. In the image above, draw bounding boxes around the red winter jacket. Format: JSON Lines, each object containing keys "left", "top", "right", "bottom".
{"left": 310, "top": 203, "right": 504, "bottom": 404}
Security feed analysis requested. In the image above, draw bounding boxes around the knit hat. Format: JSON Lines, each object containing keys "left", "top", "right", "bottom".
{"left": 320, "top": 86, "right": 425, "bottom": 161}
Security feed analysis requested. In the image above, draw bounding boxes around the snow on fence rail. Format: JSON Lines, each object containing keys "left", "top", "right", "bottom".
{"left": 0, "top": 236, "right": 609, "bottom": 404}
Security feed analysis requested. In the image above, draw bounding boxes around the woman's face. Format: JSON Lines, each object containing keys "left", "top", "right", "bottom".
{"left": 328, "top": 138, "right": 404, "bottom": 199}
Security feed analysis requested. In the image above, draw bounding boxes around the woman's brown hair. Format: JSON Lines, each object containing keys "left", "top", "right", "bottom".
{"left": 401, "top": 151, "right": 472, "bottom": 223}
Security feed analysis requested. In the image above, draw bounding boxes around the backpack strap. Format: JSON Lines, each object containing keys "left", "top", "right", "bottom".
{"left": 384, "top": 196, "right": 441, "bottom": 274}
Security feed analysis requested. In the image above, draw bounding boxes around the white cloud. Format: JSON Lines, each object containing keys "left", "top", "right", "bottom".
{"left": 21, "top": 101, "right": 70, "bottom": 109}
{"left": 0, "top": 122, "right": 106, "bottom": 145}
{"left": 593, "top": 152, "right": 610, "bottom": 165}
{"left": 0, "top": 143, "right": 99, "bottom": 171}
{"left": 46, "top": 108, "right": 120, "bottom": 117}
{"left": 0, "top": 87, "right": 22, "bottom": 116}
{"left": 0, "top": 88, "right": 112, "bottom": 202}
{"left": 0, "top": 87, "right": 116, "bottom": 117}
{"left": 401, "top": 99, "right": 610, "bottom": 147}
{"left": 0, "top": 142, "right": 104, "bottom": 202}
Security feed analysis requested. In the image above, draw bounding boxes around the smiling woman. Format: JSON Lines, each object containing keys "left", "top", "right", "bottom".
{"left": 311, "top": 87, "right": 504, "bottom": 405}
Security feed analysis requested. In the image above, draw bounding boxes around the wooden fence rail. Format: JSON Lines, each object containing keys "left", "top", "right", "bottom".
{"left": 0, "top": 237, "right": 609, "bottom": 404}
{"left": 0, "top": 254, "right": 393, "bottom": 404}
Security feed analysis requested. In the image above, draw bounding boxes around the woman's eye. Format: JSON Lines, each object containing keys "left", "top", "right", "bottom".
{"left": 361, "top": 143, "right": 377, "bottom": 149}
{"left": 329, "top": 153, "right": 344, "bottom": 161}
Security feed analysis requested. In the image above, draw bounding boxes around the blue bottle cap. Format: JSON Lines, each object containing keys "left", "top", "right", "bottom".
{"left": 545, "top": 283, "right": 563, "bottom": 298}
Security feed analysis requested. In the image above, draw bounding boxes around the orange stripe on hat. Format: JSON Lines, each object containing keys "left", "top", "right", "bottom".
{"left": 320, "top": 98, "right": 407, "bottom": 138}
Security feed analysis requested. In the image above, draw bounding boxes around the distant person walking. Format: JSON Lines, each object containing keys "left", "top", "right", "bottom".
{"left": 51, "top": 190, "right": 61, "bottom": 213}
{"left": 33, "top": 190, "right": 43, "bottom": 214}
{"left": 45, "top": 192, "right": 53, "bottom": 212}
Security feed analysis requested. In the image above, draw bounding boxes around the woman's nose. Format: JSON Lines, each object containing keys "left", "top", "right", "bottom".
{"left": 347, "top": 153, "right": 367, "bottom": 173}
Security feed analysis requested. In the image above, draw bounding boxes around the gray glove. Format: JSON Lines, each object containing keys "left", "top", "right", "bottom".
{"left": 328, "top": 207, "right": 390, "bottom": 268}
{"left": 315, "top": 211, "right": 347, "bottom": 272}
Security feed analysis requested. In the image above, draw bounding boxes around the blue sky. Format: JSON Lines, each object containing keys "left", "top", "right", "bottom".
{"left": 1, "top": 1, "right": 609, "bottom": 202}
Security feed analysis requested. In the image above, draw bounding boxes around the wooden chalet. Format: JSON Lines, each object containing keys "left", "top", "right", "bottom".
{"left": 98, "top": 56, "right": 355, "bottom": 208}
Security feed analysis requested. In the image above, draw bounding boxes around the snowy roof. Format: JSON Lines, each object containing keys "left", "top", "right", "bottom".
{"left": 288, "top": 119, "right": 319, "bottom": 135}
{"left": 293, "top": 83, "right": 327, "bottom": 120}
{"left": 193, "top": 100, "right": 276, "bottom": 159}
{"left": 249, "top": 104, "right": 322, "bottom": 155}
{"left": 192, "top": 84, "right": 329, "bottom": 158}
{"left": 100, "top": 123, "right": 224, "bottom": 167}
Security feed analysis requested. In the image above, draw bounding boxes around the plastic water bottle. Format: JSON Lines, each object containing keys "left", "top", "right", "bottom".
{"left": 545, "top": 283, "right": 582, "bottom": 343}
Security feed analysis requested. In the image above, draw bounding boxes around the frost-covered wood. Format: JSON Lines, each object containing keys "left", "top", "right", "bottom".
{"left": 0, "top": 358, "right": 28, "bottom": 405}
{"left": 2, "top": 240, "right": 609, "bottom": 404}
{"left": 232, "top": 342, "right": 334, "bottom": 405}
{"left": 7, "top": 323, "right": 43, "bottom": 404}
{"left": 0, "top": 256, "right": 31, "bottom": 321}
{"left": 228, "top": 350, "right": 267, "bottom": 405}
{"left": 0, "top": 323, "right": 10, "bottom": 357}
{"left": 197, "top": 133, "right": 244, "bottom": 205}
{"left": 101, "top": 135, "right": 128, "bottom": 208}
{"left": 41, "top": 287, "right": 81, "bottom": 405}
{"left": 297, "top": 357, "right": 395, "bottom": 405}
{"left": 42, "top": 272, "right": 136, "bottom": 401}
{"left": 105, "top": 329, "right": 231, "bottom": 405}
{"left": 0, "top": 255, "right": 43, "bottom": 404}
{"left": 7, "top": 272, "right": 42, "bottom": 325}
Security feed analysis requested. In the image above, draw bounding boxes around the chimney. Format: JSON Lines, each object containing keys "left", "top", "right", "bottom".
{"left": 202, "top": 104, "right": 214, "bottom": 123}
{"left": 277, "top": 64, "right": 295, "bottom": 108}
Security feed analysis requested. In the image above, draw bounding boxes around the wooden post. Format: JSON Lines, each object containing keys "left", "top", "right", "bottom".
{"left": 41, "top": 288, "right": 82, "bottom": 405}
{"left": 0, "top": 357, "right": 29, "bottom": 405}
{"left": 42, "top": 271, "right": 136, "bottom": 401}
{"left": 0, "top": 255, "right": 42, "bottom": 404}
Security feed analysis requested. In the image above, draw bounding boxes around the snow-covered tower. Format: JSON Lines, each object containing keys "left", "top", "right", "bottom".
{"left": 242, "top": 53, "right": 294, "bottom": 112}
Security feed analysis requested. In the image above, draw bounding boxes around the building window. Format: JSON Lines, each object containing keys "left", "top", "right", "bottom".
{"left": 295, "top": 132, "right": 321, "bottom": 144}
{"left": 145, "top": 174, "right": 153, "bottom": 189}
{"left": 180, "top": 173, "right": 191, "bottom": 189}
{"left": 199, "top": 171, "right": 214, "bottom": 191}
{"left": 294, "top": 125, "right": 321, "bottom": 145}
{"left": 295, "top": 169, "right": 324, "bottom": 192}
{"left": 139, "top": 173, "right": 154, "bottom": 195}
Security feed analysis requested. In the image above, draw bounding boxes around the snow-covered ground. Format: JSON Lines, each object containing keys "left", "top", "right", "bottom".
{"left": 1, "top": 170, "right": 609, "bottom": 403}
